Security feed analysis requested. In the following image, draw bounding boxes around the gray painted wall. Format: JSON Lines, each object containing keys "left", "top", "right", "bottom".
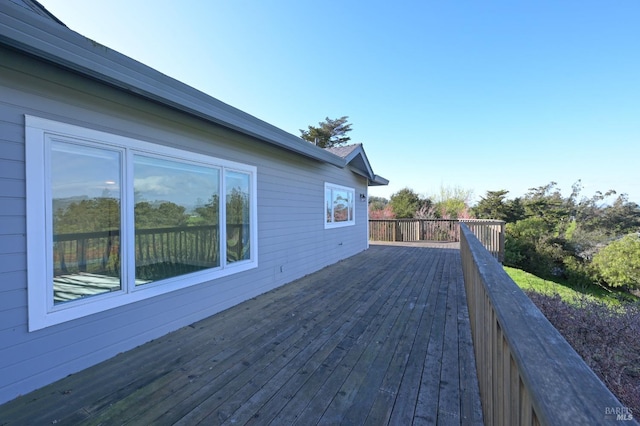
{"left": 0, "top": 46, "right": 370, "bottom": 404}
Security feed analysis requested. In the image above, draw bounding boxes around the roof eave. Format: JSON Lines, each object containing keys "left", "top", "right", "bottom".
{"left": 369, "top": 175, "right": 390, "bottom": 186}
{"left": 0, "top": 3, "right": 344, "bottom": 167}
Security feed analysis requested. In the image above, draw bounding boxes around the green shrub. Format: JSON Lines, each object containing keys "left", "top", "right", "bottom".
{"left": 592, "top": 234, "right": 640, "bottom": 290}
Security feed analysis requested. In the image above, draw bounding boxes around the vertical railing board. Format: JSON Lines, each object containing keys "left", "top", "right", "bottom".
{"left": 460, "top": 224, "right": 634, "bottom": 426}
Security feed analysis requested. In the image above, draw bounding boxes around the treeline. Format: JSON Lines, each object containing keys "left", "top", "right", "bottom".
{"left": 369, "top": 182, "right": 640, "bottom": 294}
{"left": 475, "top": 182, "right": 640, "bottom": 293}
{"left": 54, "top": 190, "right": 249, "bottom": 234}
{"left": 369, "top": 186, "right": 473, "bottom": 220}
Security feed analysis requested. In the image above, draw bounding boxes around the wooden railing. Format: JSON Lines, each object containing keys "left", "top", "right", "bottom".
{"left": 369, "top": 219, "right": 505, "bottom": 262}
{"left": 53, "top": 224, "right": 248, "bottom": 278}
{"left": 459, "top": 224, "right": 634, "bottom": 425}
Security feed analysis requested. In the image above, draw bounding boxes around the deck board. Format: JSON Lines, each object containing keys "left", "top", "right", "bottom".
{"left": 0, "top": 243, "right": 484, "bottom": 425}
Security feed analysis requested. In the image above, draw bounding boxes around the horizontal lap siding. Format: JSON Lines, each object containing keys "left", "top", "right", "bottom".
{"left": 0, "top": 96, "right": 26, "bottom": 339}
{"left": 0, "top": 46, "right": 369, "bottom": 404}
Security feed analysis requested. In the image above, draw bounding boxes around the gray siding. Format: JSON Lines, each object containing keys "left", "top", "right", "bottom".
{"left": 0, "top": 46, "right": 370, "bottom": 403}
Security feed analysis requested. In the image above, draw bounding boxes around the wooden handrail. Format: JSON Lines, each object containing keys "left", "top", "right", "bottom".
{"left": 459, "top": 224, "right": 634, "bottom": 425}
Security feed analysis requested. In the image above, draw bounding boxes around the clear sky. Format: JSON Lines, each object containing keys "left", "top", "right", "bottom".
{"left": 39, "top": 0, "right": 640, "bottom": 204}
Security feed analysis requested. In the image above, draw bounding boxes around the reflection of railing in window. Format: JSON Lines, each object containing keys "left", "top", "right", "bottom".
{"left": 226, "top": 224, "right": 250, "bottom": 263}
{"left": 53, "top": 225, "right": 228, "bottom": 281}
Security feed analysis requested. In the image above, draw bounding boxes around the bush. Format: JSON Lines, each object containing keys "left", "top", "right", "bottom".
{"left": 527, "top": 292, "right": 640, "bottom": 414}
{"left": 592, "top": 234, "right": 640, "bottom": 291}
{"left": 505, "top": 222, "right": 573, "bottom": 279}
{"left": 562, "top": 255, "right": 595, "bottom": 290}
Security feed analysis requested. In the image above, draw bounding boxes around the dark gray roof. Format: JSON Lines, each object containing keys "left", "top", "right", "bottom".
{"left": 324, "top": 144, "right": 362, "bottom": 159}
{"left": 0, "top": 2, "right": 387, "bottom": 186}
{"left": 325, "top": 144, "right": 389, "bottom": 186}
{"left": 7, "top": 0, "right": 66, "bottom": 26}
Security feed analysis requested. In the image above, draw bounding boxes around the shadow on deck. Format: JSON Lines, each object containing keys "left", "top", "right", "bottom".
{"left": 0, "top": 243, "right": 483, "bottom": 425}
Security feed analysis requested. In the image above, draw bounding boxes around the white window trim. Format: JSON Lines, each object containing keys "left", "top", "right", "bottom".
{"left": 26, "top": 116, "right": 258, "bottom": 331}
{"left": 324, "top": 182, "right": 355, "bottom": 229}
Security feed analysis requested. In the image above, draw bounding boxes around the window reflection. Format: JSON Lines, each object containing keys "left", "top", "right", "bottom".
{"left": 326, "top": 188, "right": 332, "bottom": 223}
{"left": 333, "top": 190, "right": 350, "bottom": 222}
{"left": 133, "top": 155, "right": 220, "bottom": 283}
{"left": 325, "top": 184, "right": 355, "bottom": 227}
{"left": 226, "top": 171, "right": 251, "bottom": 263}
{"left": 51, "top": 141, "right": 122, "bottom": 304}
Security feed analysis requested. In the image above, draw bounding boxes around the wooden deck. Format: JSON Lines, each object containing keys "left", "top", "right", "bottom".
{"left": 0, "top": 243, "right": 483, "bottom": 425}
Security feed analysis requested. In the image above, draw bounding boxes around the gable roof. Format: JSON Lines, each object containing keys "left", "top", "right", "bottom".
{"left": 324, "top": 144, "right": 389, "bottom": 186}
{"left": 0, "top": 2, "right": 387, "bottom": 186}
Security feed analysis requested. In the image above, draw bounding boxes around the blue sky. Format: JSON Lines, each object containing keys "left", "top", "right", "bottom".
{"left": 40, "top": 0, "right": 640, "bottom": 204}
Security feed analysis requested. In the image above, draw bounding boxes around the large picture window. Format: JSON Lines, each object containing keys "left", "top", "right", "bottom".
{"left": 324, "top": 183, "right": 355, "bottom": 228}
{"left": 26, "top": 116, "right": 257, "bottom": 330}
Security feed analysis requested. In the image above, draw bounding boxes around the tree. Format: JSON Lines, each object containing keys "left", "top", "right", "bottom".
{"left": 300, "top": 116, "right": 352, "bottom": 148}
{"left": 368, "top": 196, "right": 395, "bottom": 219}
{"left": 592, "top": 234, "right": 640, "bottom": 290}
{"left": 432, "top": 185, "right": 473, "bottom": 219}
{"left": 369, "top": 205, "right": 395, "bottom": 219}
{"left": 523, "top": 181, "right": 570, "bottom": 232}
{"left": 389, "top": 188, "right": 424, "bottom": 219}
{"left": 368, "top": 196, "right": 388, "bottom": 211}
{"left": 473, "top": 190, "right": 525, "bottom": 222}
{"left": 599, "top": 194, "right": 640, "bottom": 236}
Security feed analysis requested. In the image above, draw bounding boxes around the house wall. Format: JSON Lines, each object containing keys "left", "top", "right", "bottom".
{"left": 0, "top": 45, "right": 370, "bottom": 404}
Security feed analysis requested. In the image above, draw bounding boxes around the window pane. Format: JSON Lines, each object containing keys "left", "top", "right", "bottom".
{"left": 226, "top": 171, "right": 251, "bottom": 263}
{"left": 333, "top": 190, "right": 350, "bottom": 222}
{"left": 51, "top": 141, "right": 122, "bottom": 304}
{"left": 134, "top": 155, "right": 220, "bottom": 283}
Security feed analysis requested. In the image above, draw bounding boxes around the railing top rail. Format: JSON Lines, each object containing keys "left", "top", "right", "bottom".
{"left": 369, "top": 218, "right": 505, "bottom": 224}
{"left": 459, "top": 224, "right": 630, "bottom": 425}
{"left": 368, "top": 218, "right": 459, "bottom": 222}
{"left": 459, "top": 218, "right": 506, "bottom": 224}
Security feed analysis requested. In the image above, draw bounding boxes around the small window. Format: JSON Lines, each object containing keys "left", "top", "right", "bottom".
{"left": 324, "top": 183, "right": 355, "bottom": 228}
{"left": 26, "top": 116, "right": 258, "bottom": 330}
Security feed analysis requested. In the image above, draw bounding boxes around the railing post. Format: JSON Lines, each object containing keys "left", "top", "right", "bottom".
{"left": 499, "top": 221, "right": 505, "bottom": 263}
{"left": 77, "top": 237, "right": 86, "bottom": 272}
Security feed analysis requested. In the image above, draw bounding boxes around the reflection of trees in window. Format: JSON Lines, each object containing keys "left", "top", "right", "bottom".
{"left": 133, "top": 194, "right": 220, "bottom": 282}
{"left": 333, "top": 191, "right": 350, "bottom": 222}
{"left": 53, "top": 195, "right": 223, "bottom": 288}
{"left": 227, "top": 188, "right": 249, "bottom": 225}
{"left": 52, "top": 162, "right": 252, "bottom": 294}
{"left": 54, "top": 197, "right": 121, "bottom": 234}
{"left": 193, "top": 194, "right": 219, "bottom": 225}
{"left": 134, "top": 201, "right": 188, "bottom": 229}
{"left": 226, "top": 181, "right": 251, "bottom": 263}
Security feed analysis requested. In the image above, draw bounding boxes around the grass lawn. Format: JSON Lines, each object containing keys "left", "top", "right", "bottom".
{"left": 506, "top": 266, "right": 640, "bottom": 414}
{"left": 503, "top": 266, "right": 638, "bottom": 306}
